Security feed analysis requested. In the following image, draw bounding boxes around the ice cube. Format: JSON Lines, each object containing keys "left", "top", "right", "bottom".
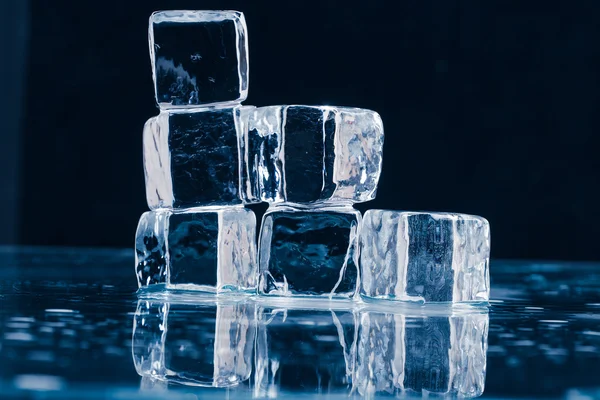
{"left": 353, "top": 307, "right": 488, "bottom": 397}
{"left": 149, "top": 10, "right": 248, "bottom": 108}
{"left": 132, "top": 298, "right": 255, "bottom": 387}
{"left": 241, "top": 106, "right": 384, "bottom": 205}
{"left": 135, "top": 207, "right": 257, "bottom": 293}
{"left": 360, "top": 210, "right": 490, "bottom": 303}
{"left": 258, "top": 206, "right": 360, "bottom": 298}
{"left": 143, "top": 106, "right": 254, "bottom": 209}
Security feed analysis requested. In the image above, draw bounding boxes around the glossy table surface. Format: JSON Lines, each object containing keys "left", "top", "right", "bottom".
{"left": 0, "top": 246, "right": 599, "bottom": 399}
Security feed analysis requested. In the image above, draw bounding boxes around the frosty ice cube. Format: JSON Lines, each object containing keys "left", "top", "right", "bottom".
{"left": 143, "top": 106, "right": 254, "bottom": 209}
{"left": 135, "top": 207, "right": 257, "bottom": 293}
{"left": 353, "top": 307, "right": 488, "bottom": 397}
{"left": 258, "top": 206, "right": 360, "bottom": 298}
{"left": 254, "top": 305, "right": 357, "bottom": 397}
{"left": 241, "top": 106, "right": 384, "bottom": 205}
{"left": 149, "top": 10, "right": 248, "bottom": 107}
{"left": 360, "top": 210, "right": 490, "bottom": 303}
{"left": 132, "top": 298, "right": 255, "bottom": 387}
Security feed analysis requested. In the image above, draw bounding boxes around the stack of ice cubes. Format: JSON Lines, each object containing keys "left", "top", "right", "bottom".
{"left": 135, "top": 10, "right": 490, "bottom": 304}
{"left": 136, "top": 10, "right": 257, "bottom": 294}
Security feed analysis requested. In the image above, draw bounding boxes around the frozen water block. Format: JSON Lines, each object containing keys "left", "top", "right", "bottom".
{"left": 144, "top": 106, "right": 254, "bottom": 209}
{"left": 353, "top": 308, "right": 488, "bottom": 397}
{"left": 149, "top": 10, "right": 248, "bottom": 108}
{"left": 241, "top": 105, "right": 384, "bottom": 205}
{"left": 360, "top": 210, "right": 490, "bottom": 303}
{"left": 258, "top": 206, "right": 360, "bottom": 298}
{"left": 135, "top": 207, "right": 257, "bottom": 293}
{"left": 254, "top": 306, "right": 357, "bottom": 397}
{"left": 132, "top": 298, "right": 255, "bottom": 387}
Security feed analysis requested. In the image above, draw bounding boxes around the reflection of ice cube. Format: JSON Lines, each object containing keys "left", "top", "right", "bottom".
{"left": 139, "top": 375, "right": 168, "bottom": 392}
{"left": 135, "top": 207, "right": 257, "bottom": 293}
{"left": 254, "top": 305, "right": 358, "bottom": 397}
{"left": 354, "top": 312, "right": 405, "bottom": 395}
{"left": 132, "top": 298, "right": 255, "bottom": 387}
{"left": 354, "top": 308, "right": 488, "bottom": 398}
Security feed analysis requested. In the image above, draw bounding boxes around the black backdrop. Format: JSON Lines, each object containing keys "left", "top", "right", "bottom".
{"left": 4, "top": 0, "right": 600, "bottom": 260}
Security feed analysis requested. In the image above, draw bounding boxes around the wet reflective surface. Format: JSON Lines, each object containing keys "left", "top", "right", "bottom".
{"left": 1, "top": 246, "right": 599, "bottom": 399}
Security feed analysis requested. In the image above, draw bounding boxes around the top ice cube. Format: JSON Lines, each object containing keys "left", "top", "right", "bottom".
{"left": 149, "top": 10, "right": 248, "bottom": 108}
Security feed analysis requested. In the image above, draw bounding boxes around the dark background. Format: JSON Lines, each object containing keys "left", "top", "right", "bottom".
{"left": 1, "top": 0, "right": 599, "bottom": 260}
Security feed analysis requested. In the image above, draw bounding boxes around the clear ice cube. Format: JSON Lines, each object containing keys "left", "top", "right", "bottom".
{"left": 135, "top": 207, "right": 257, "bottom": 293}
{"left": 132, "top": 298, "right": 255, "bottom": 387}
{"left": 360, "top": 210, "right": 490, "bottom": 303}
{"left": 254, "top": 306, "right": 357, "bottom": 397}
{"left": 149, "top": 10, "right": 248, "bottom": 108}
{"left": 143, "top": 106, "right": 254, "bottom": 209}
{"left": 258, "top": 206, "right": 360, "bottom": 298}
{"left": 241, "top": 106, "right": 384, "bottom": 205}
{"left": 353, "top": 308, "right": 488, "bottom": 397}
